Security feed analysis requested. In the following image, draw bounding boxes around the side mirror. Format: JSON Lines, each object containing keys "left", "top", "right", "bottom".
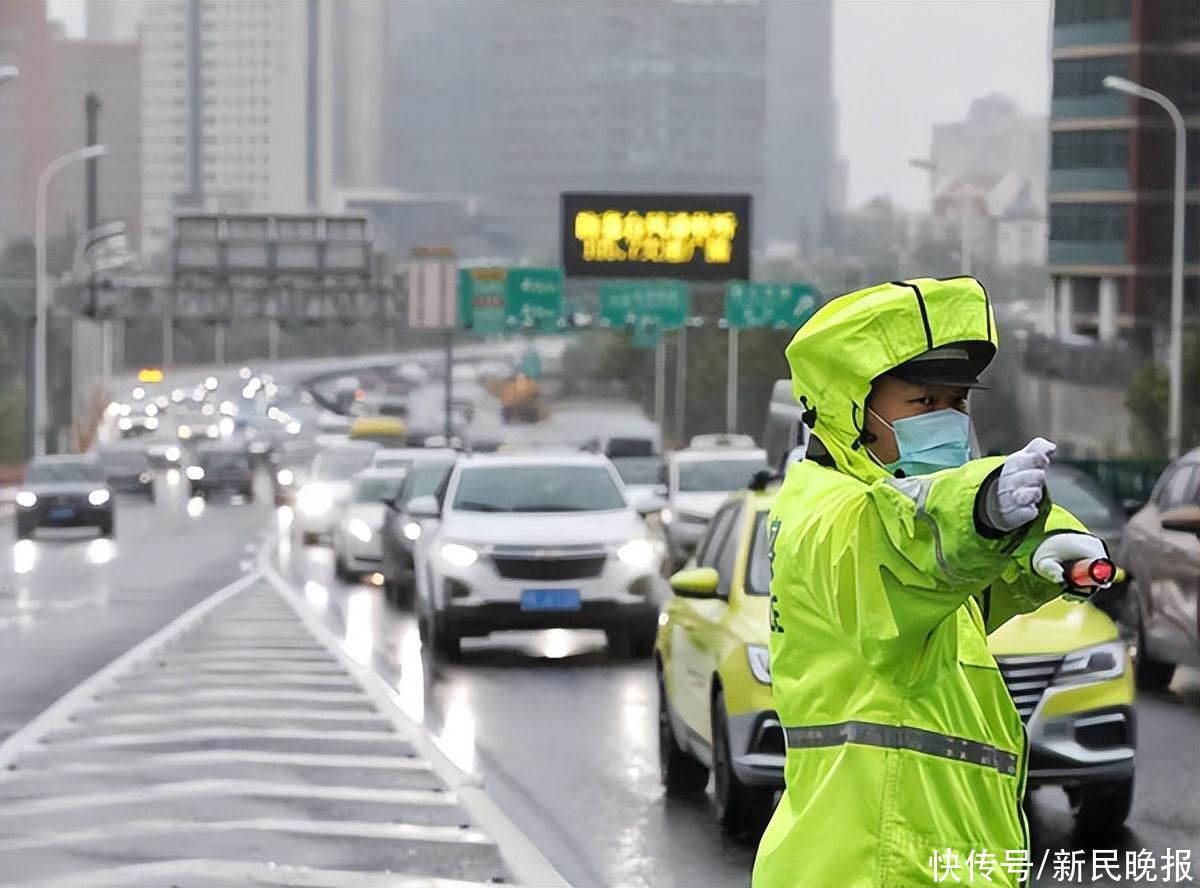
{"left": 406, "top": 495, "right": 440, "bottom": 520}
{"left": 1122, "top": 498, "right": 1145, "bottom": 517}
{"left": 1161, "top": 505, "right": 1200, "bottom": 534}
{"left": 669, "top": 567, "right": 721, "bottom": 599}
{"left": 632, "top": 493, "right": 666, "bottom": 517}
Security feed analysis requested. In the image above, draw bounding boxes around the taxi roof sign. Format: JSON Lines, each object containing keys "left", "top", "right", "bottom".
{"left": 137, "top": 368, "right": 165, "bottom": 383}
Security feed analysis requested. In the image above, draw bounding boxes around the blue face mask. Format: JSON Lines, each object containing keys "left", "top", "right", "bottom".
{"left": 871, "top": 408, "right": 972, "bottom": 477}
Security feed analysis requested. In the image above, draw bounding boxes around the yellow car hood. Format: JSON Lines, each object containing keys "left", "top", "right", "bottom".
{"left": 987, "top": 598, "right": 1120, "bottom": 657}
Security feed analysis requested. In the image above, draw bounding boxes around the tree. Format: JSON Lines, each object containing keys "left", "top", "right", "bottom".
{"left": 1124, "top": 332, "right": 1200, "bottom": 459}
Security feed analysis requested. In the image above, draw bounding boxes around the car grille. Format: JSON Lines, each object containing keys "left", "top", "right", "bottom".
{"left": 489, "top": 547, "right": 608, "bottom": 581}
{"left": 40, "top": 493, "right": 87, "bottom": 508}
{"left": 996, "top": 655, "right": 1064, "bottom": 721}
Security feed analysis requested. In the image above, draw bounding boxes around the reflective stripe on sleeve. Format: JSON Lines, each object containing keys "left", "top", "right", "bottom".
{"left": 785, "top": 720, "right": 1018, "bottom": 776}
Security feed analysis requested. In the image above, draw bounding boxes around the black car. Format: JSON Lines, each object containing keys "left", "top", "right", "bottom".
{"left": 97, "top": 447, "right": 156, "bottom": 500}
{"left": 16, "top": 455, "right": 115, "bottom": 539}
{"left": 187, "top": 446, "right": 254, "bottom": 501}
{"left": 380, "top": 455, "right": 456, "bottom": 608}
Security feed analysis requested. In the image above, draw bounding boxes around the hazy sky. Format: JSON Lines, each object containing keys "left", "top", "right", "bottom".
{"left": 48, "top": 0, "right": 1052, "bottom": 211}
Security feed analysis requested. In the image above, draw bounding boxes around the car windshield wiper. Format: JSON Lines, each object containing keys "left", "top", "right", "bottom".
{"left": 510, "top": 504, "right": 587, "bottom": 513}
{"left": 455, "top": 501, "right": 510, "bottom": 512}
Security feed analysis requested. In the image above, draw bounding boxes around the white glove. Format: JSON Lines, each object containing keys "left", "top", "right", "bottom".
{"left": 1032, "top": 533, "right": 1110, "bottom": 586}
{"left": 984, "top": 437, "right": 1056, "bottom": 532}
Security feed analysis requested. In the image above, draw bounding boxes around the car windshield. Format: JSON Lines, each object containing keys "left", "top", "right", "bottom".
{"left": 453, "top": 464, "right": 625, "bottom": 512}
{"left": 354, "top": 476, "right": 406, "bottom": 502}
{"left": 613, "top": 458, "right": 662, "bottom": 486}
{"left": 1046, "top": 468, "right": 1122, "bottom": 527}
{"left": 26, "top": 460, "right": 105, "bottom": 484}
{"left": 201, "top": 451, "right": 249, "bottom": 472}
{"left": 401, "top": 464, "right": 454, "bottom": 503}
{"left": 677, "top": 457, "right": 766, "bottom": 493}
{"left": 98, "top": 450, "right": 148, "bottom": 469}
{"left": 313, "top": 449, "right": 375, "bottom": 480}
{"left": 746, "top": 512, "right": 771, "bottom": 596}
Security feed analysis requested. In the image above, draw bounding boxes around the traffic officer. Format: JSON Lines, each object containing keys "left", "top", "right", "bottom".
{"left": 752, "top": 277, "right": 1110, "bottom": 888}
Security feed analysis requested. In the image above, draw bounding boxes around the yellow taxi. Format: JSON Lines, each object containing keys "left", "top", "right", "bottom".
{"left": 349, "top": 415, "right": 408, "bottom": 447}
{"left": 655, "top": 477, "right": 1137, "bottom": 836}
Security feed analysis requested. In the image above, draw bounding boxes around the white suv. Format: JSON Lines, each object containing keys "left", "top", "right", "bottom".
{"left": 410, "top": 453, "right": 668, "bottom": 660}
{"left": 662, "top": 445, "right": 768, "bottom": 564}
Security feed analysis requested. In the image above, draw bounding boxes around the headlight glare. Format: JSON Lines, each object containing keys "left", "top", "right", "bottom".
{"left": 616, "top": 537, "right": 656, "bottom": 570}
{"left": 186, "top": 465, "right": 205, "bottom": 481}
{"left": 15, "top": 490, "right": 37, "bottom": 508}
{"left": 403, "top": 521, "right": 422, "bottom": 541}
{"left": 88, "top": 488, "right": 111, "bottom": 506}
{"left": 747, "top": 644, "right": 772, "bottom": 685}
{"left": 347, "top": 518, "right": 373, "bottom": 543}
{"left": 440, "top": 542, "right": 479, "bottom": 568}
{"left": 276, "top": 468, "right": 295, "bottom": 486}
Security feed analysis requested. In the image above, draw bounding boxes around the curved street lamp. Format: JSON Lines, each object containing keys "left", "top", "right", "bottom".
{"left": 1103, "top": 75, "right": 1187, "bottom": 458}
{"left": 34, "top": 144, "right": 108, "bottom": 456}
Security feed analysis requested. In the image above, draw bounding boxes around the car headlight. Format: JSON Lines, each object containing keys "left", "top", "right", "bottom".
{"left": 118, "top": 417, "right": 133, "bottom": 431}
{"left": 297, "top": 486, "right": 332, "bottom": 515}
{"left": 403, "top": 521, "right": 422, "bottom": 541}
{"left": 139, "top": 472, "right": 153, "bottom": 484}
{"left": 276, "top": 468, "right": 294, "bottom": 486}
{"left": 616, "top": 537, "right": 657, "bottom": 570}
{"left": 286, "top": 421, "right": 302, "bottom": 435}
{"left": 659, "top": 507, "right": 673, "bottom": 525}
{"left": 347, "top": 518, "right": 373, "bottom": 543}
{"left": 1053, "top": 640, "right": 1127, "bottom": 686}
{"left": 186, "top": 465, "right": 205, "bottom": 481}
{"left": 165, "top": 446, "right": 181, "bottom": 462}
{"left": 145, "top": 417, "right": 159, "bottom": 431}
{"left": 88, "top": 489, "right": 111, "bottom": 506}
{"left": 15, "top": 490, "right": 37, "bottom": 508}
{"left": 440, "top": 542, "right": 479, "bottom": 568}
{"left": 178, "top": 424, "right": 192, "bottom": 439}
{"left": 747, "top": 644, "right": 772, "bottom": 685}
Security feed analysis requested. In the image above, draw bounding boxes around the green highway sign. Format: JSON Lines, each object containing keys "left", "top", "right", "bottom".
{"left": 459, "top": 267, "right": 508, "bottom": 336}
{"left": 505, "top": 267, "right": 565, "bottom": 333}
{"left": 724, "top": 281, "right": 820, "bottom": 330}
{"left": 598, "top": 280, "right": 689, "bottom": 330}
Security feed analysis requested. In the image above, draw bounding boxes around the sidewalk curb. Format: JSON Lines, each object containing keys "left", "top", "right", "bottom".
{"left": 260, "top": 551, "right": 572, "bottom": 888}
{"left": 0, "top": 571, "right": 263, "bottom": 769}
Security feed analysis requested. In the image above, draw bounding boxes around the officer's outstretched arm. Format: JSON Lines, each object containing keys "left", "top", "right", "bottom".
{"left": 979, "top": 504, "right": 1091, "bottom": 634}
{"left": 860, "top": 456, "right": 1048, "bottom": 642}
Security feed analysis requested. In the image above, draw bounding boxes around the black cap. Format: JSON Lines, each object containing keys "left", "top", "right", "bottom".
{"left": 889, "top": 344, "right": 992, "bottom": 389}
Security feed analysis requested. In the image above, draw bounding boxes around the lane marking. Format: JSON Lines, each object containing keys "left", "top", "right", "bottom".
{"left": 0, "top": 817, "right": 494, "bottom": 851}
{"left": 3, "top": 750, "right": 431, "bottom": 775}
{"left": 108, "top": 673, "right": 361, "bottom": 689}
{"left": 262, "top": 553, "right": 571, "bottom": 888}
{"left": 94, "top": 688, "right": 373, "bottom": 706}
{"left": 0, "top": 571, "right": 262, "bottom": 770}
{"left": 0, "top": 779, "right": 452, "bottom": 816}
{"left": 41, "top": 726, "right": 400, "bottom": 749}
{"left": 139, "top": 660, "right": 348, "bottom": 673}
{"left": 6, "top": 859, "right": 511, "bottom": 888}
{"left": 80, "top": 706, "right": 387, "bottom": 727}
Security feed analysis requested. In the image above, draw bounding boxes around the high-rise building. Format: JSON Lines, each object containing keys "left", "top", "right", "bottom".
{"left": 141, "top": 0, "right": 384, "bottom": 261}
{"left": 385, "top": 0, "right": 835, "bottom": 260}
{"left": 86, "top": 0, "right": 148, "bottom": 41}
{"left": 0, "top": 0, "right": 140, "bottom": 247}
{"left": 1046, "top": 0, "right": 1200, "bottom": 353}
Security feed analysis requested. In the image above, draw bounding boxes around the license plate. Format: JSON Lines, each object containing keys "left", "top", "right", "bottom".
{"left": 49, "top": 507, "right": 75, "bottom": 520}
{"left": 521, "top": 588, "right": 582, "bottom": 612}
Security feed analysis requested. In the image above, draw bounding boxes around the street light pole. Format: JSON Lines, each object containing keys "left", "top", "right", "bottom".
{"left": 1104, "top": 76, "right": 1187, "bottom": 458}
{"left": 34, "top": 144, "right": 108, "bottom": 456}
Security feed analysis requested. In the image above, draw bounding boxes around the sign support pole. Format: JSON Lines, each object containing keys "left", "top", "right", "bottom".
{"left": 444, "top": 328, "right": 454, "bottom": 439}
{"left": 654, "top": 333, "right": 667, "bottom": 439}
{"left": 268, "top": 318, "right": 280, "bottom": 361}
{"left": 673, "top": 323, "right": 687, "bottom": 444}
{"left": 726, "top": 327, "right": 739, "bottom": 433}
{"left": 161, "top": 311, "right": 173, "bottom": 368}
{"left": 214, "top": 323, "right": 226, "bottom": 365}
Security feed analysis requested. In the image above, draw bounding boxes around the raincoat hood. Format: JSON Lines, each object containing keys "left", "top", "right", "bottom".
{"left": 786, "top": 276, "right": 997, "bottom": 484}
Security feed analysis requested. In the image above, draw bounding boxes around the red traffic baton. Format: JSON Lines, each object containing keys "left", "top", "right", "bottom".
{"left": 1064, "top": 558, "right": 1118, "bottom": 588}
